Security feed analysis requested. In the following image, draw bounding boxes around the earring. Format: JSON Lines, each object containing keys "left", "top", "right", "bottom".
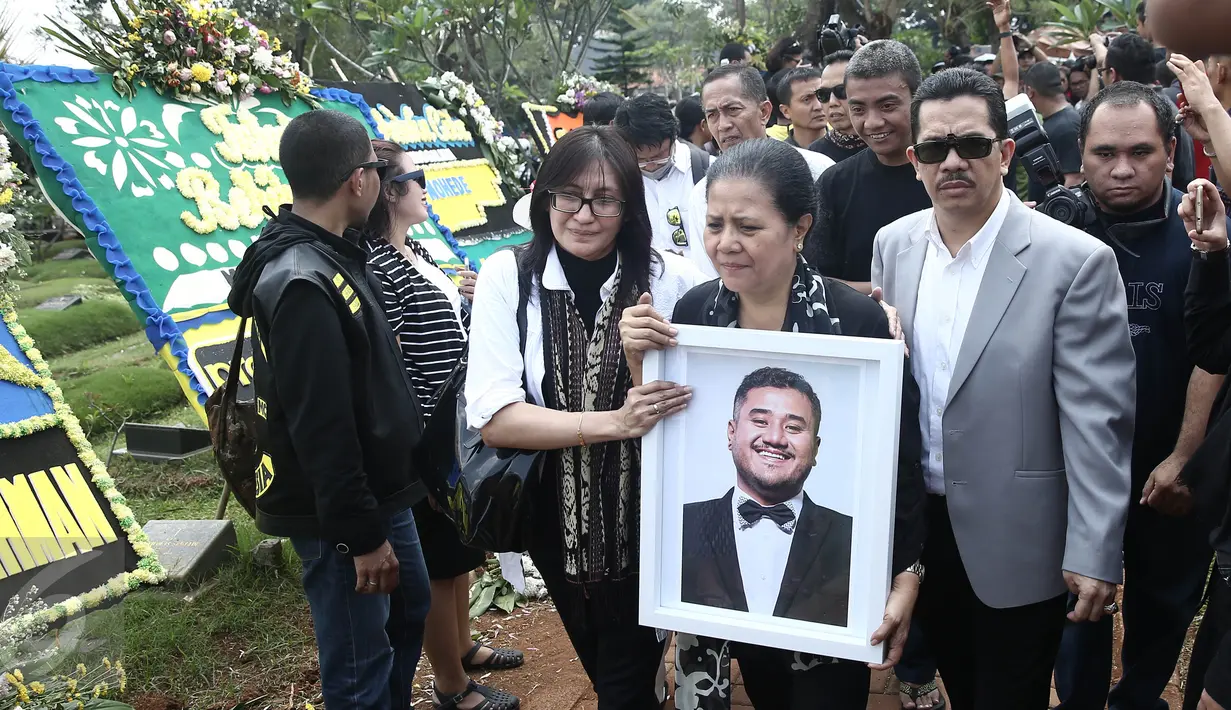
{"left": 796, "top": 242, "right": 803, "bottom": 252}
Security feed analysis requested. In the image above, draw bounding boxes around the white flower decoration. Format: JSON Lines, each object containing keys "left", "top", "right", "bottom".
{"left": 54, "top": 96, "right": 186, "bottom": 197}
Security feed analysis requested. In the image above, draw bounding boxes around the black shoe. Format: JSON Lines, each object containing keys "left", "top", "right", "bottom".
{"left": 433, "top": 679, "right": 520, "bottom": 710}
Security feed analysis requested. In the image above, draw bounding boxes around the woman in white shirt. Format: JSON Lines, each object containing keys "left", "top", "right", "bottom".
{"left": 465, "top": 126, "right": 705, "bottom": 708}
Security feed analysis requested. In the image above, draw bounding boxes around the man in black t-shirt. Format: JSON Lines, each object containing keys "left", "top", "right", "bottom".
{"left": 804, "top": 40, "right": 932, "bottom": 295}
{"left": 807, "top": 50, "right": 868, "bottom": 163}
{"left": 1023, "top": 62, "right": 1084, "bottom": 204}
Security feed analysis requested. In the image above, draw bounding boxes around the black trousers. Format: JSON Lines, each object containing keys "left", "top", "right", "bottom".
{"left": 917, "top": 495, "right": 1068, "bottom": 710}
{"left": 732, "top": 644, "right": 870, "bottom": 709}
{"left": 528, "top": 480, "right": 665, "bottom": 710}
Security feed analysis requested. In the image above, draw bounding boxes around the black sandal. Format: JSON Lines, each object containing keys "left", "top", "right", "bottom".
{"left": 899, "top": 680, "right": 946, "bottom": 710}
{"left": 461, "top": 641, "right": 524, "bottom": 671}
{"left": 434, "top": 679, "right": 520, "bottom": 710}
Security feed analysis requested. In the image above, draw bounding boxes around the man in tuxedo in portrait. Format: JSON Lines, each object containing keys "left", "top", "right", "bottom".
{"left": 681, "top": 366, "right": 853, "bottom": 627}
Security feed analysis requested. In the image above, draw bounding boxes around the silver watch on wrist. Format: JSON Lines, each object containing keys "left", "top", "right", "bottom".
{"left": 904, "top": 560, "right": 925, "bottom": 582}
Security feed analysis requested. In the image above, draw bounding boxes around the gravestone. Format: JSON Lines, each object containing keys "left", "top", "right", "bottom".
{"left": 142, "top": 519, "right": 238, "bottom": 586}
{"left": 52, "top": 248, "right": 87, "bottom": 260}
{"left": 35, "top": 294, "right": 83, "bottom": 311}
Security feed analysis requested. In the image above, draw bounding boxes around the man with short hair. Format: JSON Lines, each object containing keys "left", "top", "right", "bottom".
{"left": 872, "top": 69, "right": 1137, "bottom": 709}
{"left": 1105, "top": 33, "right": 1198, "bottom": 185}
{"left": 1022, "top": 62, "right": 1084, "bottom": 203}
{"left": 614, "top": 93, "right": 712, "bottom": 258}
{"left": 682, "top": 367, "right": 853, "bottom": 625}
{"left": 687, "top": 64, "right": 835, "bottom": 278}
{"left": 807, "top": 50, "right": 867, "bottom": 163}
{"left": 776, "top": 66, "right": 828, "bottom": 148}
{"left": 228, "top": 109, "right": 431, "bottom": 710}
{"left": 805, "top": 40, "right": 932, "bottom": 294}
{"left": 1052, "top": 81, "right": 1221, "bottom": 710}
{"left": 583, "top": 91, "right": 624, "bottom": 126}
{"left": 676, "top": 95, "right": 716, "bottom": 154}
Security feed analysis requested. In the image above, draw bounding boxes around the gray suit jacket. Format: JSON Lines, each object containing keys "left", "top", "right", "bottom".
{"left": 871, "top": 192, "right": 1136, "bottom": 609}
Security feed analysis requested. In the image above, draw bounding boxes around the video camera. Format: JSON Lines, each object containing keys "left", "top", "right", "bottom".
{"left": 817, "top": 14, "right": 864, "bottom": 57}
{"left": 1006, "top": 94, "right": 1095, "bottom": 228}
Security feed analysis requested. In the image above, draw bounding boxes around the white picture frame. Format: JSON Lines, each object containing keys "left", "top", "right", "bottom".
{"left": 639, "top": 324, "right": 905, "bottom": 664}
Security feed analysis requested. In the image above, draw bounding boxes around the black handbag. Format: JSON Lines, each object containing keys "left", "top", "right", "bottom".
{"left": 415, "top": 271, "right": 544, "bottom": 553}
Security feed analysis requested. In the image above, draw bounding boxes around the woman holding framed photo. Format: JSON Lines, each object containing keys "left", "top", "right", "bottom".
{"left": 464, "top": 126, "right": 706, "bottom": 708}
{"left": 619, "top": 138, "right": 928, "bottom": 709}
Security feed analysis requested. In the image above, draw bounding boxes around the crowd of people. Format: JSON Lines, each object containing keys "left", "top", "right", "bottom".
{"left": 222, "top": 0, "right": 1231, "bottom": 708}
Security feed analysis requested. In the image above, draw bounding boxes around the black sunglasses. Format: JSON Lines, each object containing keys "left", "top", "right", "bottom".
{"left": 389, "top": 168, "right": 427, "bottom": 191}
{"left": 815, "top": 84, "right": 847, "bottom": 102}
{"left": 912, "top": 134, "right": 1000, "bottom": 164}
{"left": 342, "top": 159, "right": 389, "bottom": 183}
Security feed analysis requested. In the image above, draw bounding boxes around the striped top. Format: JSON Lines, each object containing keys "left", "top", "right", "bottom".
{"left": 365, "top": 235, "right": 468, "bottom": 417}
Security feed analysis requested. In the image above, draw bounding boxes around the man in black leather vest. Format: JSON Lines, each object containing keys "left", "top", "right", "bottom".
{"left": 227, "top": 109, "right": 431, "bottom": 710}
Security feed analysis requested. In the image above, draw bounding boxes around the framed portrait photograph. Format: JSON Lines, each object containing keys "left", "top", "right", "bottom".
{"left": 639, "top": 324, "right": 905, "bottom": 664}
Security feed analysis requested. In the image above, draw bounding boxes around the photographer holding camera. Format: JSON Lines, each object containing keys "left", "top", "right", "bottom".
{"left": 1049, "top": 80, "right": 1223, "bottom": 710}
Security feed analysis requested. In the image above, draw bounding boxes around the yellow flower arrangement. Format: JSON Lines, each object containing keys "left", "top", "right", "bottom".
{"left": 190, "top": 62, "right": 213, "bottom": 83}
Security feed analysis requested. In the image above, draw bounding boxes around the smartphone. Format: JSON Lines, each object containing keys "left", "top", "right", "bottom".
{"left": 1197, "top": 186, "right": 1205, "bottom": 235}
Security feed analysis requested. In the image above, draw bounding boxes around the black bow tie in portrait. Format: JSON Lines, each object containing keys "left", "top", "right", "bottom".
{"left": 738, "top": 499, "right": 797, "bottom": 532}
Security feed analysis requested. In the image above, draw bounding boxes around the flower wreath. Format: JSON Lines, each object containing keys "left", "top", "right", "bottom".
{"left": 552, "top": 72, "right": 619, "bottom": 113}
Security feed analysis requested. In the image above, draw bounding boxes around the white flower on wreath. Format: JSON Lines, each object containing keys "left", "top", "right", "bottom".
{"left": 0, "top": 243, "right": 16, "bottom": 273}
{"left": 144, "top": 42, "right": 158, "bottom": 59}
{"left": 53, "top": 96, "right": 187, "bottom": 198}
{"left": 252, "top": 47, "right": 273, "bottom": 71}
{"left": 0, "top": 213, "right": 15, "bottom": 232}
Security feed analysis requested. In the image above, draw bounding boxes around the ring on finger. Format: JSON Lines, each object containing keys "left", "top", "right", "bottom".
{"left": 653, "top": 402, "right": 661, "bottom": 415}
{"left": 1104, "top": 601, "right": 1119, "bottom": 615}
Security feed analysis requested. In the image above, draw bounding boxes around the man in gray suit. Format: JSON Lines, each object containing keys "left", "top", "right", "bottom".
{"left": 871, "top": 68, "right": 1137, "bottom": 710}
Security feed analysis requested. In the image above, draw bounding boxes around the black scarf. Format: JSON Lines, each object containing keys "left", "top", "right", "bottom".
{"left": 826, "top": 130, "right": 866, "bottom": 151}
{"left": 699, "top": 255, "right": 842, "bottom": 335}
{"left": 540, "top": 261, "right": 639, "bottom": 586}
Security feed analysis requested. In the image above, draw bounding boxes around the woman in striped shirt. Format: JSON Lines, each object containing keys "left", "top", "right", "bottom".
{"left": 364, "top": 139, "right": 521, "bottom": 710}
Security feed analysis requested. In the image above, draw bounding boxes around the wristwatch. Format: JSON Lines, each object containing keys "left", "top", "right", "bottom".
{"left": 1193, "top": 242, "right": 1229, "bottom": 260}
{"left": 998, "top": 31, "right": 1013, "bottom": 39}
{"left": 904, "top": 560, "right": 926, "bottom": 583}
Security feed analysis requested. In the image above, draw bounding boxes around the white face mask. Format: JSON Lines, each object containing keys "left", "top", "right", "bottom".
{"left": 645, "top": 160, "right": 673, "bottom": 181}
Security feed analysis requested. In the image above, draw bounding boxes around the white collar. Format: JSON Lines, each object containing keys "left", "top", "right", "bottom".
{"left": 670, "top": 140, "right": 693, "bottom": 174}
{"left": 923, "top": 187, "right": 1010, "bottom": 268}
{"left": 541, "top": 245, "right": 621, "bottom": 302}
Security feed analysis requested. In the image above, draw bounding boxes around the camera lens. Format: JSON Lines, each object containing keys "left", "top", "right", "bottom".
{"left": 1046, "top": 200, "right": 1074, "bottom": 225}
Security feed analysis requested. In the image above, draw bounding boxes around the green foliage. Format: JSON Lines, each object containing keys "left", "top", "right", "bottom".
{"left": 468, "top": 557, "right": 525, "bottom": 618}
{"left": 894, "top": 28, "right": 945, "bottom": 71}
{"left": 59, "top": 365, "right": 184, "bottom": 431}
{"left": 18, "top": 257, "right": 107, "bottom": 283}
{"left": 591, "top": 0, "right": 653, "bottom": 94}
{"left": 1045, "top": 0, "right": 1140, "bottom": 46}
{"left": 17, "top": 299, "right": 142, "bottom": 358}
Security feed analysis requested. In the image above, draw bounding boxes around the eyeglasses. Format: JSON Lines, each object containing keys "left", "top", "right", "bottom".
{"left": 815, "top": 84, "right": 847, "bottom": 102}
{"left": 911, "top": 134, "right": 1001, "bottom": 164}
{"left": 548, "top": 191, "right": 625, "bottom": 217}
{"left": 341, "top": 159, "right": 389, "bottom": 183}
{"left": 637, "top": 156, "right": 672, "bottom": 170}
{"left": 389, "top": 168, "right": 427, "bottom": 191}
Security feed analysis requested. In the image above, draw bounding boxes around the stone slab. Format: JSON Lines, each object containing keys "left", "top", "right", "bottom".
{"left": 143, "top": 519, "right": 237, "bottom": 586}
{"left": 52, "top": 248, "right": 87, "bottom": 260}
{"left": 35, "top": 294, "right": 83, "bottom": 311}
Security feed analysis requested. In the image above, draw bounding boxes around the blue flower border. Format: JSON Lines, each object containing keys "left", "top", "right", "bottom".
{"left": 0, "top": 66, "right": 444, "bottom": 406}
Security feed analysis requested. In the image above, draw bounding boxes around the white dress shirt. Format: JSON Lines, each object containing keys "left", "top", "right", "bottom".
{"left": 731, "top": 488, "right": 805, "bottom": 615}
{"left": 687, "top": 145, "right": 835, "bottom": 279}
{"left": 645, "top": 141, "right": 710, "bottom": 258}
{"left": 464, "top": 246, "right": 707, "bottom": 428}
{"left": 911, "top": 188, "right": 1010, "bottom": 495}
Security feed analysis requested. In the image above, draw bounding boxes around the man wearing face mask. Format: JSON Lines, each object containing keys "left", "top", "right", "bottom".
{"left": 686, "top": 63, "right": 835, "bottom": 279}
{"left": 1051, "top": 80, "right": 1223, "bottom": 710}
{"left": 614, "top": 93, "right": 713, "bottom": 259}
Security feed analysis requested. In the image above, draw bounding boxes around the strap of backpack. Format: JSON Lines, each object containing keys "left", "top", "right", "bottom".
{"left": 516, "top": 265, "right": 531, "bottom": 395}
{"left": 222, "top": 315, "right": 248, "bottom": 404}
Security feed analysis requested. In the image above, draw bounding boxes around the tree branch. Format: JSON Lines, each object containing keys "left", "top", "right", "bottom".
{"left": 309, "top": 21, "right": 376, "bottom": 78}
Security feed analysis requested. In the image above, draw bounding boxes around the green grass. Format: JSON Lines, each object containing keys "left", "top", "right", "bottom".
{"left": 11, "top": 277, "right": 115, "bottom": 309}
{"left": 19, "top": 257, "right": 108, "bottom": 282}
{"left": 47, "top": 332, "right": 159, "bottom": 380}
{"left": 60, "top": 365, "right": 185, "bottom": 434}
{"left": 17, "top": 299, "right": 143, "bottom": 358}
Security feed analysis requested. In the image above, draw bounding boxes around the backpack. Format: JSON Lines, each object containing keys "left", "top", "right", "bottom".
{"left": 686, "top": 142, "right": 712, "bottom": 185}
{"left": 205, "top": 315, "right": 260, "bottom": 519}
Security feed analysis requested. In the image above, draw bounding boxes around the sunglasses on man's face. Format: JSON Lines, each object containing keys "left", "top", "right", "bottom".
{"left": 342, "top": 159, "right": 389, "bottom": 183}
{"left": 911, "top": 134, "right": 1001, "bottom": 164}
{"left": 815, "top": 84, "right": 847, "bottom": 102}
{"left": 389, "top": 168, "right": 427, "bottom": 191}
